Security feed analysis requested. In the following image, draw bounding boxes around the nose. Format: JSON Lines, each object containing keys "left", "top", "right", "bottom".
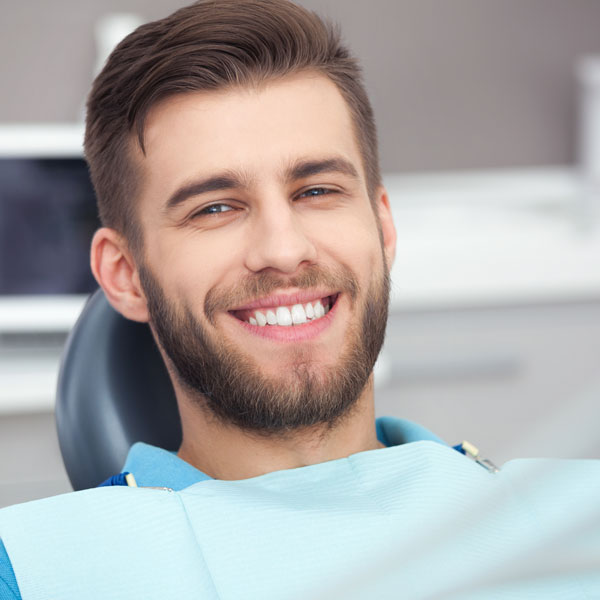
{"left": 244, "top": 200, "right": 318, "bottom": 274}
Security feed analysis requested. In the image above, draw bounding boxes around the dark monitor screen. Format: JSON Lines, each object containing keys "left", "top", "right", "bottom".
{"left": 0, "top": 158, "right": 100, "bottom": 295}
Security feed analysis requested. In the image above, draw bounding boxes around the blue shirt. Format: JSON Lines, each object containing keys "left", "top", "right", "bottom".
{"left": 0, "top": 417, "right": 441, "bottom": 599}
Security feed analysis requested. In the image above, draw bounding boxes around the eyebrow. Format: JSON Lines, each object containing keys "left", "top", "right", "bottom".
{"left": 164, "top": 156, "right": 360, "bottom": 212}
{"left": 165, "top": 173, "right": 245, "bottom": 211}
{"left": 284, "top": 157, "right": 360, "bottom": 183}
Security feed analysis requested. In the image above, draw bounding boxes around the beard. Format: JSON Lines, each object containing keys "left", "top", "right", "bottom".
{"left": 138, "top": 259, "right": 390, "bottom": 435}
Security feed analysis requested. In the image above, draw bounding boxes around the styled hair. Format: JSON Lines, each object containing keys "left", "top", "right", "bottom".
{"left": 84, "top": 0, "right": 381, "bottom": 251}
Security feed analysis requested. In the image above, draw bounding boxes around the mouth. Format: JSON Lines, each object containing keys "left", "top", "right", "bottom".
{"left": 229, "top": 293, "right": 340, "bottom": 327}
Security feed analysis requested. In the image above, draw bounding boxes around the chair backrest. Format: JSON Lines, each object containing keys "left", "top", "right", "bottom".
{"left": 55, "top": 289, "right": 181, "bottom": 491}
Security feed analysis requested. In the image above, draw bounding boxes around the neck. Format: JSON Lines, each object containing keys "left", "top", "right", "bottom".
{"left": 176, "top": 379, "right": 382, "bottom": 480}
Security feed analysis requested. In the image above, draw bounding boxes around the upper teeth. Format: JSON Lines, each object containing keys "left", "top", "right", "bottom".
{"left": 248, "top": 299, "right": 329, "bottom": 327}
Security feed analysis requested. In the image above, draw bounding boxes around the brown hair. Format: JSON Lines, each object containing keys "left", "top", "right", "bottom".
{"left": 84, "top": 0, "right": 381, "bottom": 252}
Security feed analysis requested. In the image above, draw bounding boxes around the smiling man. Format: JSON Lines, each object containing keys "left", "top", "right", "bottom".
{"left": 0, "top": 1, "right": 599, "bottom": 599}
{"left": 102, "top": 74, "right": 396, "bottom": 479}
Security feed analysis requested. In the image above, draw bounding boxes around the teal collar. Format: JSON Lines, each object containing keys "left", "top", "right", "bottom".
{"left": 123, "top": 417, "right": 446, "bottom": 490}
{"left": 375, "top": 416, "right": 446, "bottom": 447}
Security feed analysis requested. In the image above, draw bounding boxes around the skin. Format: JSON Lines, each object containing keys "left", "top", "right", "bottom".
{"left": 91, "top": 71, "right": 397, "bottom": 480}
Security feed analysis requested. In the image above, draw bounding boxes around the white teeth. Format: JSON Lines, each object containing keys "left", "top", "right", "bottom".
{"left": 291, "top": 304, "right": 307, "bottom": 324}
{"left": 314, "top": 301, "right": 325, "bottom": 319}
{"left": 305, "top": 302, "right": 315, "bottom": 319}
{"left": 276, "top": 306, "right": 293, "bottom": 326}
{"left": 245, "top": 297, "right": 334, "bottom": 326}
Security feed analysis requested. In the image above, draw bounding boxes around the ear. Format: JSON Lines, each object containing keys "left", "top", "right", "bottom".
{"left": 374, "top": 186, "right": 397, "bottom": 270}
{"left": 90, "top": 227, "right": 150, "bottom": 323}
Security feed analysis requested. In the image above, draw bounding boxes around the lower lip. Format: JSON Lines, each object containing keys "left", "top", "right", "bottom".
{"left": 231, "top": 297, "right": 339, "bottom": 342}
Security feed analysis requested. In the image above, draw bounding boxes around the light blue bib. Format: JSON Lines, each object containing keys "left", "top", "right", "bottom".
{"left": 1, "top": 440, "right": 599, "bottom": 599}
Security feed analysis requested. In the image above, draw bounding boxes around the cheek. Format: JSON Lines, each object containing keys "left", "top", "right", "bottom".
{"left": 308, "top": 211, "right": 382, "bottom": 267}
{"left": 145, "top": 231, "right": 241, "bottom": 304}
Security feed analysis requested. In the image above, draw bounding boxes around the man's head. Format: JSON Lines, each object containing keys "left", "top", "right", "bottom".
{"left": 85, "top": 0, "right": 381, "bottom": 254}
{"left": 88, "top": 1, "right": 396, "bottom": 437}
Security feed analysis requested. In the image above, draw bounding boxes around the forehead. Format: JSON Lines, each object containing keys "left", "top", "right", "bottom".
{"left": 135, "top": 72, "right": 365, "bottom": 203}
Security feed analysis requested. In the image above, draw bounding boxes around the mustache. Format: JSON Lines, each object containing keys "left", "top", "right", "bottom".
{"left": 204, "top": 263, "right": 359, "bottom": 323}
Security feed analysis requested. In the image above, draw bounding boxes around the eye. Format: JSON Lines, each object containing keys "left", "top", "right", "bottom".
{"left": 297, "top": 187, "right": 335, "bottom": 199}
{"left": 204, "top": 203, "right": 234, "bottom": 214}
{"left": 193, "top": 203, "right": 236, "bottom": 217}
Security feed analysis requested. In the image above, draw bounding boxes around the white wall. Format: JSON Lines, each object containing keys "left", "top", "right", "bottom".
{"left": 3, "top": 0, "right": 600, "bottom": 172}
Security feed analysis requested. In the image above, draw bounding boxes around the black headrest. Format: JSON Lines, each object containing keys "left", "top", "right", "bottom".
{"left": 55, "top": 289, "right": 181, "bottom": 491}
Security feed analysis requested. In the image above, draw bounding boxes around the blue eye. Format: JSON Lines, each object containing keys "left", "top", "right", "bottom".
{"left": 200, "top": 203, "right": 234, "bottom": 215}
{"left": 299, "top": 187, "right": 333, "bottom": 198}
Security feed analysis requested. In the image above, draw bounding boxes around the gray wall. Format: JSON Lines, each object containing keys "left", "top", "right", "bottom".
{"left": 2, "top": 1, "right": 600, "bottom": 172}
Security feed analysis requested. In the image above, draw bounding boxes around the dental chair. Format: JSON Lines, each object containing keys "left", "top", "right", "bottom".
{"left": 55, "top": 289, "right": 181, "bottom": 491}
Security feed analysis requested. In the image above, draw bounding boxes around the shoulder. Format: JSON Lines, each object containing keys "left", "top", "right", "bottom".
{"left": 0, "top": 539, "right": 20, "bottom": 600}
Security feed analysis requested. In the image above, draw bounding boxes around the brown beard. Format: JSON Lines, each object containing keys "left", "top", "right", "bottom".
{"left": 138, "top": 260, "right": 390, "bottom": 435}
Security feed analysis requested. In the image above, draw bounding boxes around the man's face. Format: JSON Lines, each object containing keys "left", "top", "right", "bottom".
{"left": 133, "top": 72, "right": 395, "bottom": 432}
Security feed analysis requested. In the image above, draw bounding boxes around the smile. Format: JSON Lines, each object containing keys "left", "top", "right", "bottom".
{"left": 233, "top": 295, "right": 337, "bottom": 327}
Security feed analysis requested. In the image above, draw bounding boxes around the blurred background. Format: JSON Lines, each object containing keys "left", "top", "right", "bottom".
{"left": 1, "top": 0, "right": 600, "bottom": 507}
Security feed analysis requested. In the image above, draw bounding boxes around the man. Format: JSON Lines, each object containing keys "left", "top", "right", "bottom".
{"left": 1, "top": 1, "right": 599, "bottom": 598}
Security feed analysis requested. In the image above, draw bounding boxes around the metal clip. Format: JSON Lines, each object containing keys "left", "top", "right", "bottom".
{"left": 125, "top": 473, "right": 173, "bottom": 491}
{"left": 457, "top": 440, "right": 500, "bottom": 473}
